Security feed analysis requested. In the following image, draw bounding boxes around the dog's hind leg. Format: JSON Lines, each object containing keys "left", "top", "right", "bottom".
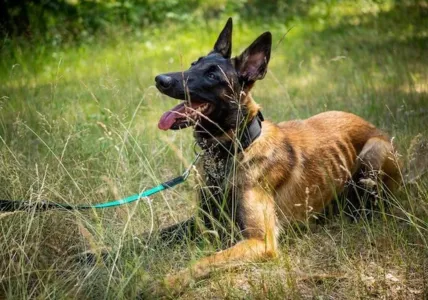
{"left": 344, "top": 136, "right": 401, "bottom": 218}
{"left": 358, "top": 136, "right": 401, "bottom": 192}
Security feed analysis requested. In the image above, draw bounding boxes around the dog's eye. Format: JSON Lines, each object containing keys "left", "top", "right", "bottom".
{"left": 207, "top": 73, "right": 216, "bottom": 80}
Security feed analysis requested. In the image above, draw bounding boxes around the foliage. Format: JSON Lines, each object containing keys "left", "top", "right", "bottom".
{"left": 0, "top": 0, "right": 365, "bottom": 42}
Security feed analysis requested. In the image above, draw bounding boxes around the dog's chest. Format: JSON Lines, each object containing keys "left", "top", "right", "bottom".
{"left": 200, "top": 148, "right": 235, "bottom": 194}
{"left": 197, "top": 146, "right": 246, "bottom": 235}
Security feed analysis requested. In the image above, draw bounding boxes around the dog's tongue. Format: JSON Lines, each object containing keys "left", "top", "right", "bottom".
{"left": 158, "top": 102, "right": 186, "bottom": 130}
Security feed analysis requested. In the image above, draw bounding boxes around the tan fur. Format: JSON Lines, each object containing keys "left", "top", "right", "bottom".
{"left": 160, "top": 93, "right": 401, "bottom": 294}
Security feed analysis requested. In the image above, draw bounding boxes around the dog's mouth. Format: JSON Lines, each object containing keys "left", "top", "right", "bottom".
{"left": 158, "top": 101, "right": 213, "bottom": 130}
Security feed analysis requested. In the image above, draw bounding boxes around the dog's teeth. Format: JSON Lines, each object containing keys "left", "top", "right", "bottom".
{"left": 185, "top": 103, "right": 210, "bottom": 120}
{"left": 199, "top": 104, "right": 208, "bottom": 112}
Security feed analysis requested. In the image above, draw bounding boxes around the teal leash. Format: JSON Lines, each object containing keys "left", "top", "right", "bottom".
{"left": 0, "top": 153, "right": 201, "bottom": 212}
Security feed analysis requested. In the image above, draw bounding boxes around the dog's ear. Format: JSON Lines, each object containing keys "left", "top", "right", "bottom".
{"left": 234, "top": 32, "right": 272, "bottom": 83}
{"left": 213, "top": 18, "right": 233, "bottom": 58}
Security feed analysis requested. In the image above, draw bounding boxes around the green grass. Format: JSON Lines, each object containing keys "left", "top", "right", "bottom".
{"left": 1, "top": 1, "right": 427, "bottom": 299}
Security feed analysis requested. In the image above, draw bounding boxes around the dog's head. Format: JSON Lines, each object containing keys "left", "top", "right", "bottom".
{"left": 155, "top": 18, "right": 271, "bottom": 137}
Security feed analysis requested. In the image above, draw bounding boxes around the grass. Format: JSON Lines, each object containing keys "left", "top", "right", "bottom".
{"left": 0, "top": 0, "right": 427, "bottom": 299}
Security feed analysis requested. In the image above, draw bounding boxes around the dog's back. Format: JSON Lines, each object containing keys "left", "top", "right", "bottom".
{"left": 244, "top": 110, "right": 400, "bottom": 223}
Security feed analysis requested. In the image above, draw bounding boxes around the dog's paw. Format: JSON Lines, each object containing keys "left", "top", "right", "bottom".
{"left": 165, "top": 269, "right": 194, "bottom": 291}
{"left": 142, "top": 270, "right": 194, "bottom": 298}
{"left": 136, "top": 274, "right": 188, "bottom": 299}
{"left": 137, "top": 283, "right": 165, "bottom": 299}
{"left": 137, "top": 280, "right": 166, "bottom": 299}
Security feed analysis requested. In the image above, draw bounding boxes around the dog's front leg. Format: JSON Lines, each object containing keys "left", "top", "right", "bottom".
{"left": 161, "top": 187, "right": 278, "bottom": 294}
{"left": 156, "top": 217, "right": 198, "bottom": 244}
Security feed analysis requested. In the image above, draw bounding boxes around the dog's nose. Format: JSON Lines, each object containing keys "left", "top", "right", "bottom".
{"left": 155, "top": 75, "right": 173, "bottom": 89}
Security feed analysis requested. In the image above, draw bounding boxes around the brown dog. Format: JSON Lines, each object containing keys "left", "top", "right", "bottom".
{"left": 153, "top": 18, "right": 401, "bottom": 294}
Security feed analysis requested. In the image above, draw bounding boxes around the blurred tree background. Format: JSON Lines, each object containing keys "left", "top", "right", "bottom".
{"left": 1, "top": 1, "right": 425, "bottom": 45}
{"left": 0, "top": 0, "right": 379, "bottom": 42}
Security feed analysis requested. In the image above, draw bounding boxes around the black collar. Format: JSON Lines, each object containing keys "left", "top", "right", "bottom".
{"left": 238, "top": 111, "right": 264, "bottom": 150}
{"left": 196, "top": 111, "right": 264, "bottom": 152}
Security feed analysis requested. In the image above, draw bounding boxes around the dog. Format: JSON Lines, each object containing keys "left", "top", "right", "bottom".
{"left": 152, "top": 18, "right": 401, "bottom": 294}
